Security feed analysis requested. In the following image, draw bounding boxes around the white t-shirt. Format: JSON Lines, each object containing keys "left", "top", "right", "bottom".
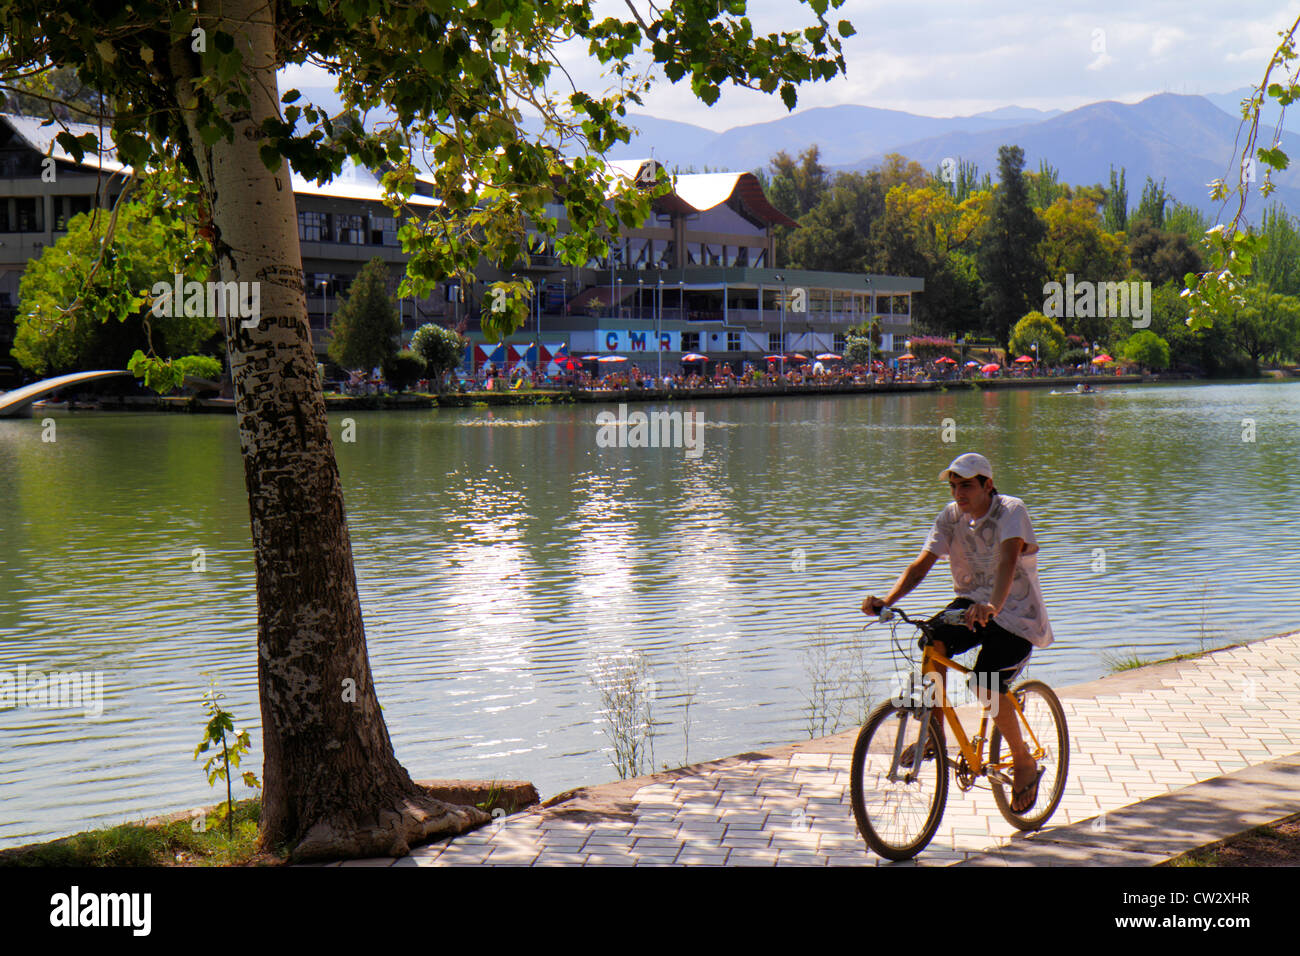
{"left": 922, "top": 494, "right": 1053, "bottom": 648}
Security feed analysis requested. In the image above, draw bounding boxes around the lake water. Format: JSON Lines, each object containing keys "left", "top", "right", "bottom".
{"left": 1, "top": 380, "right": 1297, "bottom": 848}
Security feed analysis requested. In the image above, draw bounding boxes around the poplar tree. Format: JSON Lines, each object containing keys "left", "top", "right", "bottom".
{"left": 0, "top": 0, "right": 853, "bottom": 861}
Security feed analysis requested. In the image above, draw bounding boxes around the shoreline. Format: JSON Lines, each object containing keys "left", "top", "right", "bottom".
{"left": 32, "top": 373, "right": 1165, "bottom": 413}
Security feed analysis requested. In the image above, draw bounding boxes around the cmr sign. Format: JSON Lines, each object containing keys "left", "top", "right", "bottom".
{"left": 595, "top": 329, "right": 681, "bottom": 353}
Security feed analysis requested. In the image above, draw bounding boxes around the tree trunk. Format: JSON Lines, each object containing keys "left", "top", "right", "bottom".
{"left": 172, "top": 0, "right": 487, "bottom": 861}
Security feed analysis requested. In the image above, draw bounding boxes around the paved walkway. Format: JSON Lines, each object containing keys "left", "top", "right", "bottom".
{"left": 334, "top": 629, "right": 1300, "bottom": 867}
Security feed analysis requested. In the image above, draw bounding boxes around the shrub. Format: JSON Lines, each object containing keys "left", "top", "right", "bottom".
{"left": 382, "top": 350, "right": 425, "bottom": 391}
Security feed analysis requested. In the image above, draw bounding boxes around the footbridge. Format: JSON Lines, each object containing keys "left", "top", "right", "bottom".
{"left": 0, "top": 370, "right": 133, "bottom": 418}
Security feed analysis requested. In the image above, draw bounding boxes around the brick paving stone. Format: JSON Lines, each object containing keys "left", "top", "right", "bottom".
{"left": 531, "top": 853, "right": 591, "bottom": 866}
{"left": 332, "top": 632, "right": 1300, "bottom": 869}
{"left": 776, "top": 851, "right": 828, "bottom": 866}
{"left": 675, "top": 850, "right": 732, "bottom": 865}
{"left": 720, "top": 836, "right": 774, "bottom": 849}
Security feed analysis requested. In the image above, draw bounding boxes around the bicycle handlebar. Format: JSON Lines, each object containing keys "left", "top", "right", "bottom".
{"left": 876, "top": 606, "right": 969, "bottom": 629}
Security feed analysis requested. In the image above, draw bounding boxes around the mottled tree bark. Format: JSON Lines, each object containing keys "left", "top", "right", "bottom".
{"left": 171, "top": 0, "right": 487, "bottom": 860}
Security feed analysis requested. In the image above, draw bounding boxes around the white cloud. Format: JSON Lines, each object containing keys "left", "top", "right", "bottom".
{"left": 1149, "top": 26, "right": 1185, "bottom": 57}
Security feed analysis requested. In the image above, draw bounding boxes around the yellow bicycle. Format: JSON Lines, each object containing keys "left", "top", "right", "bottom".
{"left": 850, "top": 605, "right": 1069, "bottom": 861}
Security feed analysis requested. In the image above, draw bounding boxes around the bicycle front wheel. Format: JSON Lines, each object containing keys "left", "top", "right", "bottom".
{"left": 850, "top": 700, "right": 948, "bottom": 861}
{"left": 989, "top": 679, "right": 1069, "bottom": 831}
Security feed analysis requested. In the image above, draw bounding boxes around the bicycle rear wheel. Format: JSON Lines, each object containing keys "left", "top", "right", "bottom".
{"left": 850, "top": 700, "right": 948, "bottom": 861}
{"left": 989, "top": 680, "right": 1069, "bottom": 831}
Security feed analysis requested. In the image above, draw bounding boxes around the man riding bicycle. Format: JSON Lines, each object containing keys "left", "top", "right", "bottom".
{"left": 862, "top": 452, "right": 1053, "bottom": 813}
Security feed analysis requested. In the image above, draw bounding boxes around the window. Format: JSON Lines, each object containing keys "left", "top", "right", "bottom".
{"left": 768, "top": 332, "right": 782, "bottom": 353}
{"left": 682, "top": 332, "right": 700, "bottom": 351}
{"left": 834, "top": 333, "right": 846, "bottom": 353}
{"left": 14, "top": 198, "right": 41, "bottom": 232}
{"left": 0, "top": 201, "right": 9, "bottom": 232}
{"left": 299, "top": 211, "right": 330, "bottom": 242}
{"left": 727, "top": 331, "right": 740, "bottom": 352}
{"left": 370, "top": 215, "right": 398, "bottom": 246}
{"left": 336, "top": 214, "right": 364, "bottom": 244}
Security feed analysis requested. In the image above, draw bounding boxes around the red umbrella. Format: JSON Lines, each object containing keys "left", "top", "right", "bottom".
{"left": 981, "top": 363, "right": 1001, "bottom": 373}
{"left": 897, "top": 353, "right": 918, "bottom": 361}
{"left": 816, "top": 352, "right": 842, "bottom": 361}
{"left": 1014, "top": 355, "right": 1035, "bottom": 363}
{"left": 580, "top": 354, "right": 602, "bottom": 361}
{"left": 1092, "top": 354, "right": 1113, "bottom": 364}
{"left": 597, "top": 355, "right": 628, "bottom": 363}
{"left": 786, "top": 353, "right": 809, "bottom": 363}
{"left": 935, "top": 356, "right": 957, "bottom": 364}
{"left": 681, "top": 353, "right": 709, "bottom": 362}
{"left": 763, "top": 354, "right": 785, "bottom": 362}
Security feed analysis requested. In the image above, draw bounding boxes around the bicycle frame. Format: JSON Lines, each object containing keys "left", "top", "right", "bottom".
{"left": 889, "top": 643, "right": 1047, "bottom": 783}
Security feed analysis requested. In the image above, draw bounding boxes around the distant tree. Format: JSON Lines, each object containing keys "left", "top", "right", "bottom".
{"left": 1119, "top": 329, "right": 1170, "bottom": 370}
{"left": 1039, "top": 196, "right": 1128, "bottom": 282}
{"left": 1163, "top": 201, "right": 1209, "bottom": 244}
{"left": 1102, "top": 165, "right": 1128, "bottom": 233}
{"left": 766, "top": 145, "right": 830, "bottom": 220}
{"left": 1127, "top": 220, "right": 1204, "bottom": 287}
{"left": 327, "top": 257, "right": 400, "bottom": 372}
{"left": 977, "top": 145, "right": 1047, "bottom": 350}
{"left": 1026, "top": 160, "right": 1066, "bottom": 210}
{"left": 1252, "top": 204, "right": 1300, "bottom": 297}
{"left": 1009, "top": 311, "right": 1066, "bottom": 364}
{"left": 932, "top": 157, "right": 984, "bottom": 203}
{"left": 409, "top": 322, "right": 467, "bottom": 390}
{"left": 873, "top": 183, "right": 987, "bottom": 336}
{"left": 1223, "top": 285, "right": 1300, "bottom": 372}
{"left": 1131, "top": 176, "right": 1169, "bottom": 230}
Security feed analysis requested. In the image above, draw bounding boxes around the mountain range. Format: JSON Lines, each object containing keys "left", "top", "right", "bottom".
{"left": 595, "top": 91, "right": 1299, "bottom": 221}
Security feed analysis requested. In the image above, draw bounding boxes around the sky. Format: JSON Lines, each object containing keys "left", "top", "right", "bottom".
{"left": 280, "top": 0, "right": 1300, "bottom": 131}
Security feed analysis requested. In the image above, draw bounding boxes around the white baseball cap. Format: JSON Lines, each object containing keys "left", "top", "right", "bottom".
{"left": 939, "top": 452, "right": 993, "bottom": 481}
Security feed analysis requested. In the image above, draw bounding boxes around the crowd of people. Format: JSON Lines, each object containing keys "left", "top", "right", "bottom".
{"left": 460, "top": 356, "right": 1125, "bottom": 393}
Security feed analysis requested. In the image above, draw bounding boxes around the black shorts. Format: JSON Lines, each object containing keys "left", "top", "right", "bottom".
{"left": 928, "top": 598, "right": 1033, "bottom": 695}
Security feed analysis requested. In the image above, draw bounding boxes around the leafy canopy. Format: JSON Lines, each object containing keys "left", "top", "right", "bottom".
{"left": 12, "top": 168, "right": 215, "bottom": 376}
{"left": 0, "top": 0, "right": 855, "bottom": 361}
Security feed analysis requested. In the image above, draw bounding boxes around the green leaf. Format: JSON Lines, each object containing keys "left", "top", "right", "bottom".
{"left": 1256, "top": 146, "right": 1289, "bottom": 171}
{"left": 259, "top": 143, "right": 283, "bottom": 173}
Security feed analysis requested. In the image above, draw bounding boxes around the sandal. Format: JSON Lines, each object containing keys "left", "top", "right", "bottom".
{"left": 1011, "top": 765, "right": 1044, "bottom": 813}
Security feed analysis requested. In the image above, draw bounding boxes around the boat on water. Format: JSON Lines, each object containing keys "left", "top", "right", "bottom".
{"left": 1050, "top": 384, "right": 1103, "bottom": 395}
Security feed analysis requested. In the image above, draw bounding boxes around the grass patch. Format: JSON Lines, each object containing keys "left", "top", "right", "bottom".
{"left": 1101, "top": 649, "right": 1146, "bottom": 673}
{"left": 1163, "top": 813, "right": 1300, "bottom": 867}
{"left": 1101, "top": 638, "right": 1253, "bottom": 675}
{"left": 0, "top": 799, "right": 283, "bottom": 867}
